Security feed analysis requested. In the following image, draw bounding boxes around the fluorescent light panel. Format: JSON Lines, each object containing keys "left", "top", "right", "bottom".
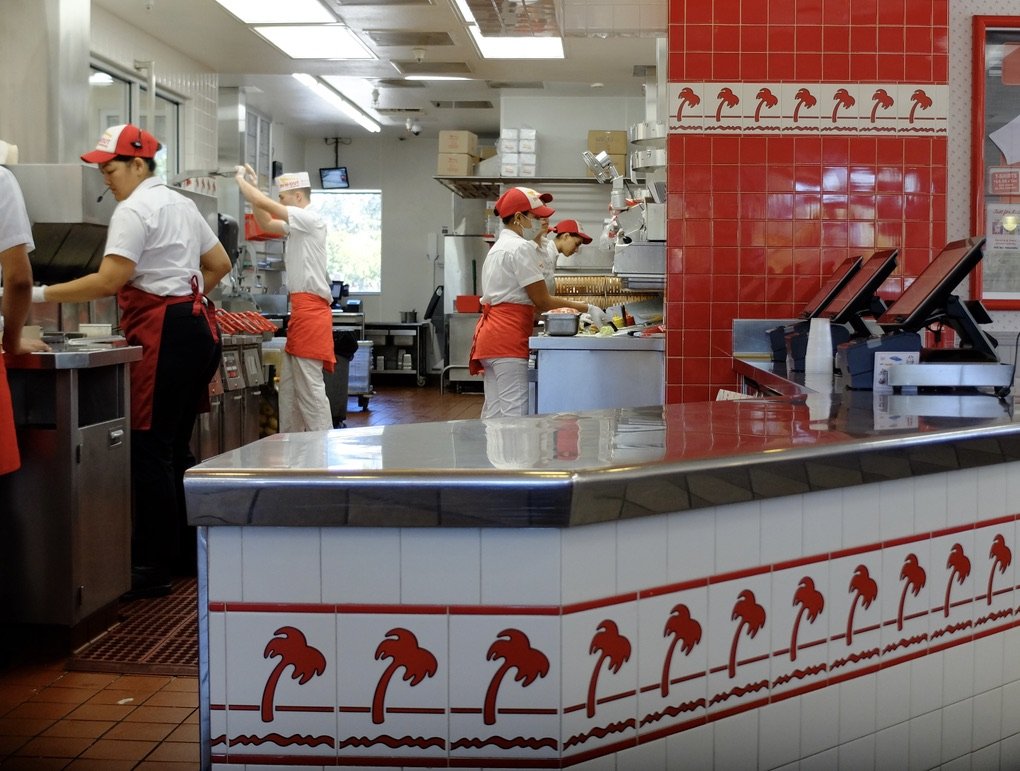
{"left": 403, "top": 75, "right": 474, "bottom": 81}
{"left": 213, "top": 0, "right": 334, "bottom": 24}
{"left": 256, "top": 25, "right": 374, "bottom": 59}
{"left": 451, "top": 0, "right": 564, "bottom": 60}
{"left": 292, "top": 73, "right": 381, "bottom": 133}
{"left": 468, "top": 27, "right": 563, "bottom": 59}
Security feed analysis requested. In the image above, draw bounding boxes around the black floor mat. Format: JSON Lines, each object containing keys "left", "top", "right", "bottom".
{"left": 68, "top": 578, "right": 198, "bottom": 676}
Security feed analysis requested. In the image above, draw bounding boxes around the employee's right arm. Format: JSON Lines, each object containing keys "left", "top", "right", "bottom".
{"left": 234, "top": 163, "right": 288, "bottom": 235}
{"left": 38, "top": 254, "right": 135, "bottom": 304}
{"left": 0, "top": 243, "right": 47, "bottom": 354}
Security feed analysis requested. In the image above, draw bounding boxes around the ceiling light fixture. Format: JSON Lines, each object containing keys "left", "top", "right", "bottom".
{"left": 450, "top": 0, "right": 564, "bottom": 60}
{"left": 256, "top": 25, "right": 374, "bottom": 60}
{"left": 292, "top": 74, "right": 381, "bottom": 133}
{"left": 403, "top": 75, "right": 474, "bottom": 81}
{"left": 213, "top": 0, "right": 334, "bottom": 24}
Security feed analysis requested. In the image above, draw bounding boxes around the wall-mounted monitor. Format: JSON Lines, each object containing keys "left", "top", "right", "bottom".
{"left": 818, "top": 248, "right": 899, "bottom": 331}
{"left": 797, "top": 255, "right": 863, "bottom": 319}
{"left": 877, "top": 237, "right": 986, "bottom": 332}
{"left": 319, "top": 166, "right": 349, "bottom": 189}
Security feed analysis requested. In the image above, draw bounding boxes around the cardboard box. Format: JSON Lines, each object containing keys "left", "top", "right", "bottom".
{"left": 500, "top": 160, "right": 520, "bottom": 177}
{"left": 478, "top": 144, "right": 497, "bottom": 160}
{"left": 518, "top": 152, "right": 537, "bottom": 166}
{"left": 518, "top": 137, "right": 538, "bottom": 153}
{"left": 498, "top": 137, "right": 519, "bottom": 154}
{"left": 438, "top": 130, "right": 479, "bottom": 156}
{"left": 437, "top": 152, "right": 476, "bottom": 176}
{"left": 586, "top": 153, "right": 625, "bottom": 177}
{"left": 519, "top": 127, "right": 537, "bottom": 141}
{"left": 519, "top": 163, "right": 537, "bottom": 177}
{"left": 587, "top": 129, "right": 628, "bottom": 156}
{"left": 500, "top": 127, "right": 520, "bottom": 139}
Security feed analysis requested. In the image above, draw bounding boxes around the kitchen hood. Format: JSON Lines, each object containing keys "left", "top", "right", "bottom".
{"left": 10, "top": 164, "right": 115, "bottom": 284}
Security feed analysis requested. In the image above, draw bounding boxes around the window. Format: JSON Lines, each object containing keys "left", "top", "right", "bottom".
{"left": 87, "top": 65, "right": 181, "bottom": 177}
{"left": 311, "top": 190, "right": 382, "bottom": 292}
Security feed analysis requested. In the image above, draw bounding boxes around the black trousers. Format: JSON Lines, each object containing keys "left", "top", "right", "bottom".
{"left": 130, "top": 302, "right": 221, "bottom": 578}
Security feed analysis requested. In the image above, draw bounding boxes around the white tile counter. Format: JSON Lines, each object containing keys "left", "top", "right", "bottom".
{"left": 185, "top": 379, "right": 1020, "bottom": 769}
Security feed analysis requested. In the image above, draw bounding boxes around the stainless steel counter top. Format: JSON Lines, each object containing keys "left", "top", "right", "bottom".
{"left": 5, "top": 343, "right": 143, "bottom": 370}
{"left": 529, "top": 333, "right": 665, "bottom": 351}
{"left": 185, "top": 378, "right": 1020, "bottom": 528}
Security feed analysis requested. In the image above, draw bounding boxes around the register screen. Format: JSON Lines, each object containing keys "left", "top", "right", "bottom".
{"left": 818, "top": 249, "right": 898, "bottom": 324}
{"left": 877, "top": 238, "right": 985, "bottom": 331}
{"left": 798, "top": 255, "right": 862, "bottom": 319}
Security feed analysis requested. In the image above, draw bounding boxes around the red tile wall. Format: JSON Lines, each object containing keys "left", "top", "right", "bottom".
{"left": 665, "top": 0, "right": 949, "bottom": 404}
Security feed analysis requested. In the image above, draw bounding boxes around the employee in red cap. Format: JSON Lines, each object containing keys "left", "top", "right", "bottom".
{"left": 32, "top": 124, "right": 232, "bottom": 598}
{"left": 539, "top": 219, "right": 594, "bottom": 294}
{"left": 469, "top": 187, "right": 607, "bottom": 417}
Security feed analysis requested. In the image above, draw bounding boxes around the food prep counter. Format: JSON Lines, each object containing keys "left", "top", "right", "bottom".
{"left": 529, "top": 332, "right": 664, "bottom": 413}
{"left": 0, "top": 342, "right": 142, "bottom": 644}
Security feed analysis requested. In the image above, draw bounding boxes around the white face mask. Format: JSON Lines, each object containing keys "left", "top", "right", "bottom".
{"left": 517, "top": 213, "right": 541, "bottom": 241}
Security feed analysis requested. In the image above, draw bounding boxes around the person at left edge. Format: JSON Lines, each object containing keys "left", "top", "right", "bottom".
{"left": 31, "top": 124, "right": 232, "bottom": 598}
{"left": 0, "top": 141, "right": 50, "bottom": 476}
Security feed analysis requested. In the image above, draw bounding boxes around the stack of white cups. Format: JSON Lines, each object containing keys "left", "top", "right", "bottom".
{"left": 805, "top": 316, "right": 834, "bottom": 373}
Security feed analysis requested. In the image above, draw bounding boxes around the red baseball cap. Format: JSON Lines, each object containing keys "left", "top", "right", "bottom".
{"left": 493, "top": 186, "right": 555, "bottom": 218}
{"left": 81, "top": 124, "right": 161, "bottom": 164}
{"left": 551, "top": 219, "right": 593, "bottom": 244}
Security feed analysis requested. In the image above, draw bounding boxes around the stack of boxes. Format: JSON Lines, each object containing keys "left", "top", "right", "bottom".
{"left": 498, "top": 127, "right": 538, "bottom": 177}
{"left": 586, "top": 130, "right": 628, "bottom": 177}
{"left": 436, "top": 130, "right": 480, "bottom": 176}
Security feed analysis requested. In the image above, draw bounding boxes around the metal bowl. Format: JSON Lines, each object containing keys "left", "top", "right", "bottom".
{"left": 543, "top": 312, "right": 579, "bottom": 336}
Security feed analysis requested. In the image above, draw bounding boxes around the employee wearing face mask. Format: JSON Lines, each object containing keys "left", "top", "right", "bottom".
{"left": 469, "top": 187, "right": 607, "bottom": 417}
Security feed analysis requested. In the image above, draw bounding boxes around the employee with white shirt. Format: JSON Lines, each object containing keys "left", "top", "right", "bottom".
{"left": 469, "top": 187, "right": 607, "bottom": 417}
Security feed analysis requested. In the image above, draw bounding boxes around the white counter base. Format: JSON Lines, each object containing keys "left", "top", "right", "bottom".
{"left": 199, "top": 458, "right": 1020, "bottom": 769}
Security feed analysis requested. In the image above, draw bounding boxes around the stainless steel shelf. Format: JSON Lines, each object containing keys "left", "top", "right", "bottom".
{"left": 434, "top": 176, "right": 600, "bottom": 199}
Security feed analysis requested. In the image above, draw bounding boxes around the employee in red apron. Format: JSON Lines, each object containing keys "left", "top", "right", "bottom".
{"left": 469, "top": 187, "right": 608, "bottom": 418}
{"left": 31, "top": 124, "right": 232, "bottom": 598}
{"left": 0, "top": 145, "right": 50, "bottom": 476}
{"left": 235, "top": 163, "right": 335, "bottom": 432}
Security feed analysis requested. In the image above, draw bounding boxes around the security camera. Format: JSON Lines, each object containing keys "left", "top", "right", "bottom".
{"left": 412, "top": 47, "right": 426, "bottom": 65}
{"left": 410, "top": 120, "right": 422, "bottom": 136}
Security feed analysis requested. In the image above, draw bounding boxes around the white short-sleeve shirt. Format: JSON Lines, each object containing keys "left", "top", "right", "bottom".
{"left": 479, "top": 228, "right": 545, "bottom": 306}
{"left": 281, "top": 205, "right": 331, "bottom": 302}
{"left": 0, "top": 166, "right": 34, "bottom": 288}
{"left": 103, "top": 177, "right": 219, "bottom": 296}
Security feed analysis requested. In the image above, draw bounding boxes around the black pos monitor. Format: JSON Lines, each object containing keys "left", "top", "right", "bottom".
{"left": 768, "top": 254, "right": 863, "bottom": 365}
{"left": 817, "top": 248, "right": 899, "bottom": 333}
{"left": 781, "top": 250, "right": 899, "bottom": 371}
{"left": 837, "top": 237, "right": 994, "bottom": 388}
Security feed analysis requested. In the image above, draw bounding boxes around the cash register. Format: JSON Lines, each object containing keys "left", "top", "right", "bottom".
{"left": 775, "top": 249, "right": 899, "bottom": 371}
{"left": 836, "top": 237, "right": 1011, "bottom": 394}
{"left": 768, "top": 253, "right": 862, "bottom": 366}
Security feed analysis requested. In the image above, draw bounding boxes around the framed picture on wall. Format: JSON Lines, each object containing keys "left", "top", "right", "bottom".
{"left": 972, "top": 16, "right": 1020, "bottom": 308}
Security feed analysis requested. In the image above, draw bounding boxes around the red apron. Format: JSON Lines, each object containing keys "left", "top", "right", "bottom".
{"left": 468, "top": 302, "right": 534, "bottom": 375}
{"left": 0, "top": 353, "right": 19, "bottom": 475}
{"left": 285, "top": 292, "right": 336, "bottom": 373}
{"left": 118, "top": 277, "right": 219, "bottom": 431}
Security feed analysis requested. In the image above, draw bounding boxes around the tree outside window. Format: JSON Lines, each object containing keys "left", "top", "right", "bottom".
{"left": 312, "top": 190, "right": 382, "bottom": 292}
